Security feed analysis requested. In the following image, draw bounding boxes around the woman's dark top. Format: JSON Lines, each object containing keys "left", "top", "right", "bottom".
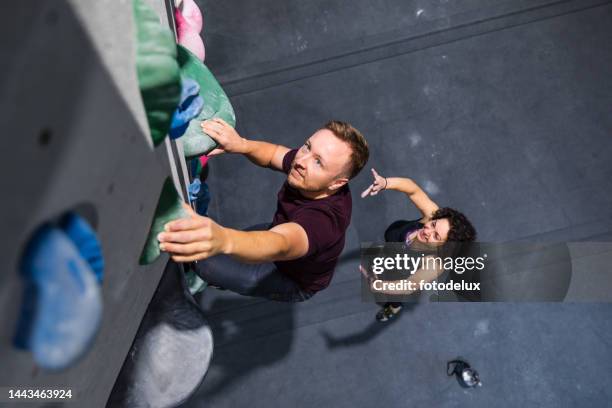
{"left": 384, "top": 219, "right": 424, "bottom": 243}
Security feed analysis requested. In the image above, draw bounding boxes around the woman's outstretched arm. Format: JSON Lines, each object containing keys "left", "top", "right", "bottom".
{"left": 362, "top": 168, "right": 439, "bottom": 220}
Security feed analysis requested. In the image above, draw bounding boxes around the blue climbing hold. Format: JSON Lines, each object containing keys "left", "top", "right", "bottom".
{"left": 60, "top": 213, "right": 104, "bottom": 284}
{"left": 14, "top": 226, "right": 103, "bottom": 370}
{"left": 179, "top": 77, "right": 200, "bottom": 102}
{"left": 188, "top": 178, "right": 211, "bottom": 216}
{"left": 187, "top": 178, "right": 202, "bottom": 201}
{"left": 170, "top": 77, "right": 204, "bottom": 139}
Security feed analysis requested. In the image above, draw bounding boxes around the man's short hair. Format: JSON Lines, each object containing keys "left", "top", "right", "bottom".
{"left": 324, "top": 120, "right": 369, "bottom": 179}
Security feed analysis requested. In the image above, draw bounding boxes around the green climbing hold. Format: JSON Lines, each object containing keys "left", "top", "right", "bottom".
{"left": 176, "top": 45, "right": 236, "bottom": 158}
{"left": 185, "top": 267, "right": 207, "bottom": 295}
{"left": 192, "top": 157, "right": 202, "bottom": 178}
{"left": 139, "top": 178, "right": 187, "bottom": 265}
{"left": 133, "top": 0, "right": 181, "bottom": 146}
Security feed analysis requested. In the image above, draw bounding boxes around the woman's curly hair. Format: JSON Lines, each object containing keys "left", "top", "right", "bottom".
{"left": 431, "top": 207, "right": 477, "bottom": 242}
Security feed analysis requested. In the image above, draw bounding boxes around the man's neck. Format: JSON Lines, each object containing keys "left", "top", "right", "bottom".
{"left": 298, "top": 186, "right": 343, "bottom": 200}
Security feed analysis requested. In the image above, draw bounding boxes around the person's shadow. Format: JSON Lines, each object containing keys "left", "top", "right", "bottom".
{"left": 319, "top": 247, "right": 422, "bottom": 349}
{"left": 319, "top": 301, "right": 420, "bottom": 349}
{"left": 184, "top": 291, "right": 296, "bottom": 403}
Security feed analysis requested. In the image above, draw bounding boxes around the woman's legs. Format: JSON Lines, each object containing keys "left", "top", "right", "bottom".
{"left": 375, "top": 220, "right": 414, "bottom": 321}
{"left": 376, "top": 302, "right": 403, "bottom": 322}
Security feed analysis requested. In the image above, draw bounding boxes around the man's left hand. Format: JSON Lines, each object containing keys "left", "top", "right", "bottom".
{"left": 158, "top": 204, "right": 230, "bottom": 262}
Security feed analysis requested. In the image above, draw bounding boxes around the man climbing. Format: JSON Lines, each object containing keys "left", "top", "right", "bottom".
{"left": 158, "top": 118, "right": 369, "bottom": 302}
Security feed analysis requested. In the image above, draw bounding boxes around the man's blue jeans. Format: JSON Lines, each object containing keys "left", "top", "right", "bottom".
{"left": 193, "top": 224, "right": 314, "bottom": 302}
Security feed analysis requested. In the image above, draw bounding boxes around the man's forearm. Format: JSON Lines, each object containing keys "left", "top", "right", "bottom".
{"left": 222, "top": 228, "right": 292, "bottom": 263}
{"left": 241, "top": 139, "right": 283, "bottom": 169}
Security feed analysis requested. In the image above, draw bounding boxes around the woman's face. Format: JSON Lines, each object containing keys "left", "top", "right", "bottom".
{"left": 415, "top": 218, "right": 450, "bottom": 244}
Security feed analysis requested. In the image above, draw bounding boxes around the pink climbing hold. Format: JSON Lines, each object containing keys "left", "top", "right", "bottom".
{"left": 179, "top": 0, "right": 203, "bottom": 33}
{"left": 175, "top": 7, "right": 205, "bottom": 61}
{"left": 199, "top": 155, "right": 209, "bottom": 168}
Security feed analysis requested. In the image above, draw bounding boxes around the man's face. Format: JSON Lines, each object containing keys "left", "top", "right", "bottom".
{"left": 287, "top": 129, "right": 352, "bottom": 195}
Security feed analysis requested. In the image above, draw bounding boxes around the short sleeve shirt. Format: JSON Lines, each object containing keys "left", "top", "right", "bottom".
{"left": 271, "top": 149, "right": 352, "bottom": 292}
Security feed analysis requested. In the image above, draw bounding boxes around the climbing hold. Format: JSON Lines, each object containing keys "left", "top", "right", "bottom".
{"left": 176, "top": 45, "right": 236, "bottom": 159}
{"left": 188, "top": 178, "right": 210, "bottom": 216}
{"left": 108, "top": 262, "right": 213, "bottom": 407}
{"left": 59, "top": 212, "right": 105, "bottom": 284}
{"left": 133, "top": 0, "right": 182, "bottom": 146}
{"left": 199, "top": 155, "right": 209, "bottom": 169}
{"left": 169, "top": 78, "right": 204, "bottom": 139}
{"left": 176, "top": 0, "right": 203, "bottom": 33}
{"left": 179, "top": 76, "right": 201, "bottom": 102}
{"left": 14, "top": 226, "right": 103, "bottom": 370}
{"left": 188, "top": 155, "right": 210, "bottom": 180}
{"left": 189, "top": 156, "right": 203, "bottom": 178}
{"left": 187, "top": 178, "right": 201, "bottom": 202}
{"left": 185, "top": 266, "right": 207, "bottom": 295}
{"left": 175, "top": 7, "right": 205, "bottom": 61}
{"left": 139, "top": 178, "right": 188, "bottom": 265}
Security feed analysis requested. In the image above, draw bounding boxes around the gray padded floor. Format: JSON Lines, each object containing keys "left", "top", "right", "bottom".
{"left": 180, "top": 0, "right": 612, "bottom": 406}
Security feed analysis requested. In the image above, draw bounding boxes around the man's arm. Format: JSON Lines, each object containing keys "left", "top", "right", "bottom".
{"left": 201, "top": 118, "right": 289, "bottom": 171}
{"left": 158, "top": 205, "right": 309, "bottom": 263}
{"left": 223, "top": 222, "right": 309, "bottom": 263}
{"left": 242, "top": 140, "right": 290, "bottom": 171}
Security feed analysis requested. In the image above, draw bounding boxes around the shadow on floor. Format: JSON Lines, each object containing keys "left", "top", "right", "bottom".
{"left": 319, "top": 301, "right": 419, "bottom": 349}
{"left": 187, "top": 294, "right": 296, "bottom": 401}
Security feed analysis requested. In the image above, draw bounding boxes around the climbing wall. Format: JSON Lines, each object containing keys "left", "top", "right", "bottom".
{"left": 0, "top": 0, "right": 207, "bottom": 405}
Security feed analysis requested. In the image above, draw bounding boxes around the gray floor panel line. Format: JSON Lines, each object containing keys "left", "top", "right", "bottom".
{"left": 219, "top": 0, "right": 566, "bottom": 84}
{"left": 222, "top": 0, "right": 612, "bottom": 96}
{"left": 512, "top": 216, "right": 612, "bottom": 242}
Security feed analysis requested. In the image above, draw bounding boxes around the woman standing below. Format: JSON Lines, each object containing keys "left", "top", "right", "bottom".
{"left": 361, "top": 169, "right": 477, "bottom": 321}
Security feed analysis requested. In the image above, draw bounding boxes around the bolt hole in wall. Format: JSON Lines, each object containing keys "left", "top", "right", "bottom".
{"left": 38, "top": 128, "right": 52, "bottom": 147}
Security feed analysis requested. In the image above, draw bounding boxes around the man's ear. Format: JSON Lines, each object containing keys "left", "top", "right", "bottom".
{"left": 329, "top": 177, "right": 349, "bottom": 191}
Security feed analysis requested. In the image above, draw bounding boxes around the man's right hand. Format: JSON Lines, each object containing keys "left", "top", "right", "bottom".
{"left": 201, "top": 118, "right": 247, "bottom": 156}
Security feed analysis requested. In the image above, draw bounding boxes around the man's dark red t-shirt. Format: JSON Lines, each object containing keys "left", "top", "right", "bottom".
{"left": 271, "top": 149, "right": 352, "bottom": 293}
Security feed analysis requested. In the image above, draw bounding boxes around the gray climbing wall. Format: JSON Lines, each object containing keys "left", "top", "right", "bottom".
{"left": 0, "top": 0, "right": 186, "bottom": 406}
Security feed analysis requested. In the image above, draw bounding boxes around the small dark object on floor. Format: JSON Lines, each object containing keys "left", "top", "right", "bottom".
{"left": 447, "top": 359, "right": 482, "bottom": 388}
